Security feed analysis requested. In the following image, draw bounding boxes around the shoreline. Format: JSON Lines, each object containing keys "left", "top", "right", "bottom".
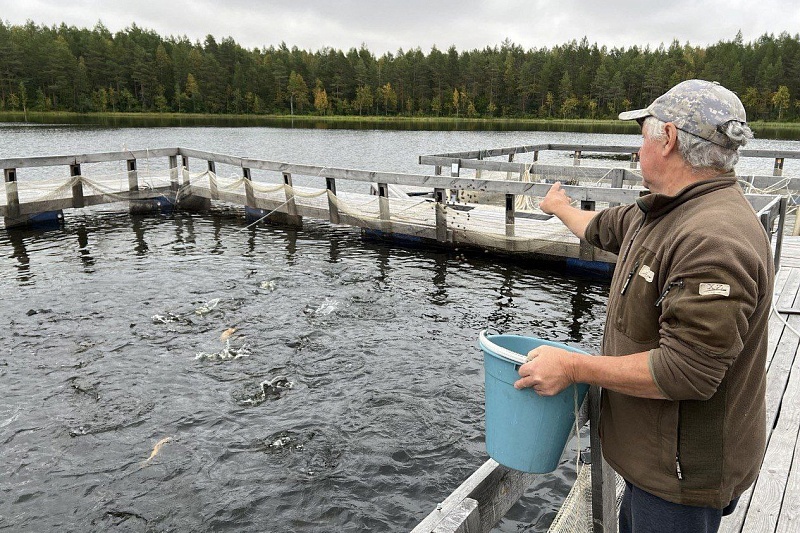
{"left": 2, "top": 112, "right": 798, "bottom": 140}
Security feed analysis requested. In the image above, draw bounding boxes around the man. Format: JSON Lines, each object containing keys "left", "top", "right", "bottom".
{"left": 513, "top": 79, "right": 773, "bottom": 533}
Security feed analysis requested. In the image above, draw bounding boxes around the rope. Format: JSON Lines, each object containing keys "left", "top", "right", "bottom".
{"left": 239, "top": 196, "right": 296, "bottom": 231}
{"left": 739, "top": 177, "right": 793, "bottom": 195}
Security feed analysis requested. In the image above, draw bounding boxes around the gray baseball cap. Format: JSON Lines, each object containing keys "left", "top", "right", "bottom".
{"left": 619, "top": 79, "right": 747, "bottom": 149}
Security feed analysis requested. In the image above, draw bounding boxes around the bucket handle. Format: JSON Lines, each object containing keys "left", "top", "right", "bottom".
{"left": 479, "top": 330, "right": 528, "bottom": 365}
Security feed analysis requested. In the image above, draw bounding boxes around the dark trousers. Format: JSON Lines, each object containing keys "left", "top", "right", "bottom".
{"left": 619, "top": 481, "right": 738, "bottom": 533}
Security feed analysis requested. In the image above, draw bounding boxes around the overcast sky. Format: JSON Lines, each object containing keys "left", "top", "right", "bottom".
{"left": 2, "top": 0, "right": 799, "bottom": 54}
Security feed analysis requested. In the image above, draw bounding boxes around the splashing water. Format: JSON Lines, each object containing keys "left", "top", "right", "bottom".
{"left": 151, "top": 312, "right": 182, "bottom": 324}
{"left": 194, "top": 298, "right": 220, "bottom": 316}
{"left": 239, "top": 376, "right": 295, "bottom": 406}
{"left": 195, "top": 339, "right": 251, "bottom": 361}
{"left": 304, "top": 298, "right": 339, "bottom": 316}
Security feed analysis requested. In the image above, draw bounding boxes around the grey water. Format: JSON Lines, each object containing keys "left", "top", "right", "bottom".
{"left": 1, "top": 125, "right": 798, "bottom": 532}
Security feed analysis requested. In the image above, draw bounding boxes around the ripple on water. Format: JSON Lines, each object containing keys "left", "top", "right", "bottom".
{"left": 0, "top": 209, "right": 610, "bottom": 532}
{"left": 293, "top": 348, "right": 367, "bottom": 388}
{"left": 63, "top": 393, "right": 156, "bottom": 438}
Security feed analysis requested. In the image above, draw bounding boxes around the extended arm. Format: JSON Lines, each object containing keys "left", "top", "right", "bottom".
{"left": 540, "top": 181, "right": 597, "bottom": 240}
{"left": 514, "top": 346, "right": 667, "bottom": 400}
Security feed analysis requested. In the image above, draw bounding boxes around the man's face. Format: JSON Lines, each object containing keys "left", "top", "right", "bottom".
{"left": 638, "top": 125, "right": 662, "bottom": 192}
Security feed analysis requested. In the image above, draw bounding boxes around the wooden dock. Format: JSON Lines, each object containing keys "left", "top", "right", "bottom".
{"left": 0, "top": 147, "right": 639, "bottom": 271}
{"left": 0, "top": 147, "right": 789, "bottom": 274}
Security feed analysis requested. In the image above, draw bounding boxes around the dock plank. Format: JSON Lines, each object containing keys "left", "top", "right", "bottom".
{"left": 721, "top": 261, "right": 800, "bottom": 533}
{"left": 767, "top": 267, "right": 794, "bottom": 363}
{"left": 740, "top": 310, "right": 800, "bottom": 533}
{"left": 776, "top": 428, "right": 800, "bottom": 533}
{"left": 767, "top": 269, "right": 800, "bottom": 368}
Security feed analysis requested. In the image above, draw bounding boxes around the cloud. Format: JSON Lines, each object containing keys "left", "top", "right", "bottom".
{"left": 1, "top": 0, "right": 798, "bottom": 54}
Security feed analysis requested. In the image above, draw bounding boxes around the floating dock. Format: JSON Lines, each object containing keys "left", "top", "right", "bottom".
{"left": 0, "top": 146, "right": 791, "bottom": 274}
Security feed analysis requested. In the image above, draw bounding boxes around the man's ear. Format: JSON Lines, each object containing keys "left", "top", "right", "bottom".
{"left": 662, "top": 122, "right": 679, "bottom": 156}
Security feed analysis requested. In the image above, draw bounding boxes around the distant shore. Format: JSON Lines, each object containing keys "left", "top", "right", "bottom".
{"left": 1, "top": 111, "right": 798, "bottom": 139}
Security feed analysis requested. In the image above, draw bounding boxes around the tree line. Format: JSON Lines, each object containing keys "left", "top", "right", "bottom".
{"left": 1, "top": 20, "right": 799, "bottom": 121}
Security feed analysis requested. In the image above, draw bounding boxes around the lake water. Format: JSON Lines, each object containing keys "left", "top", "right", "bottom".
{"left": 1, "top": 125, "right": 799, "bottom": 532}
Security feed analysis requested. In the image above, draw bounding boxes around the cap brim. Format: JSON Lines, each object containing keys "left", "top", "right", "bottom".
{"left": 618, "top": 109, "right": 650, "bottom": 121}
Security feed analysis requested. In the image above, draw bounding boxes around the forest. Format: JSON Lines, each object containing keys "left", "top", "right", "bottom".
{"left": 0, "top": 20, "right": 798, "bottom": 122}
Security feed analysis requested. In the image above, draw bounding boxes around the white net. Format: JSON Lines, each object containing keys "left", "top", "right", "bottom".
{"left": 547, "top": 463, "right": 626, "bottom": 533}
{"left": 2, "top": 165, "right": 588, "bottom": 256}
{"left": 5, "top": 170, "right": 174, "bottom": 207}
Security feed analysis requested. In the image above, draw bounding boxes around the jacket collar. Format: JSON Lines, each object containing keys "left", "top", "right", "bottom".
{"left": 635, "top": 174, "right": 738, "bottom": 219}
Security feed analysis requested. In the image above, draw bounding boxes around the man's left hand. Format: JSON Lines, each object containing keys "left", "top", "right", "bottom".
{"left": 514, "top": 345, "right": 577, "bottom": 396}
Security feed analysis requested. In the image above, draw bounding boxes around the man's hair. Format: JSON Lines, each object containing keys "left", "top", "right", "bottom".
{"left": 643, "top": 116, "right": 753, "bottom": 173}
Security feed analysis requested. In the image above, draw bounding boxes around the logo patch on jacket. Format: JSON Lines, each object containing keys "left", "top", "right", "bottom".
{"left": 699, "top": 283, "right": 730, "bottom": 297}
{"left": 638, "top": 264, "right": 655, "bottom": 283}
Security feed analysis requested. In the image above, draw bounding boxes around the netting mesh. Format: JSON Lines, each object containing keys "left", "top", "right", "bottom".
{"left": 2, "top": 166, "right": 589, "bottom": 254}
{"left": 16, "top": 161, "right": 788, "bottom": 249}
{"left": 547, "top": 464, "right": 626, "bottom": 533}
{"left": 461, "top": 163, "right": 633, "bottom": 213}
{"left": 3, "top": 170, "right": 176, "bottom": 208}
{"left": 194, "top": 169, "right": 581, "bottom": 251}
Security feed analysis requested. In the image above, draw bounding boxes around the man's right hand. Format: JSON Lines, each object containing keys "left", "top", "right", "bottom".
{"left": 539, "top": 181, "right": 573, "bottom": 215}
{"left": 538, "top": 181, "right": 595, "bottom": 240}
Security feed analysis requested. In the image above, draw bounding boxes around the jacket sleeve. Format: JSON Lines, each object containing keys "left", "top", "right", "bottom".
{"left": 648, "top": 228, "right": 763, "bottom": 401}
{"left": 584, "top": 204, "right": 639, "bottom": 255}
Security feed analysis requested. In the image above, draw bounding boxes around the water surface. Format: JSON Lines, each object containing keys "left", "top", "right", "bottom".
{"left": 0, "top": 210, "right": 608, "bottom": 531}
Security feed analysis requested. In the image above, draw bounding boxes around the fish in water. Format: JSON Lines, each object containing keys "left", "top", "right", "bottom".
{"left": 220, "top": 327, "right": 236, "bottom": 341}
{"left": 143, "top": 436, "right": 173, "bottom": 465}
{"left": 261, "top": 375, "right": 293, "bottom": 396}
{"left": 195, "top": 340, "right": 251, "bottom": 361}
{"left": 151, "top": 312, "right": 181, "bottom": 324}
{"left": 195, "top": 298, "right": 220, "bottom": 316}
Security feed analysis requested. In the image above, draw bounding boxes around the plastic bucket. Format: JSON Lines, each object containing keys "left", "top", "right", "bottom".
{"left": 479, "top": 332, "right": 589, "bottom": 473}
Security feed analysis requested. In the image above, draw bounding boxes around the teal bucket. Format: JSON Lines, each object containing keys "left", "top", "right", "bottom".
{"left": 479, "top": 332, "right": 589, "bottom": 473}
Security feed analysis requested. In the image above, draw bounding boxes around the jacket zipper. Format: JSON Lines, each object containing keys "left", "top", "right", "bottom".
{"left": 620, "top": 260, "right": 640, "bottom": 295}
{"left": 621, "top": 213, "right": 647, "bottom": 264}
{"left": 655, "top": 280, "right": 684, "bottom": 307}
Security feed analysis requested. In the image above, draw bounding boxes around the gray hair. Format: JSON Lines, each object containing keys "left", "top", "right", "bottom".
{"left": 642, "top": 116, "right": 753, "bottom": 173}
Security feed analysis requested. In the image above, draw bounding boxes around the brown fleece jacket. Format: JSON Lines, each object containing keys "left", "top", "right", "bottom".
{"left": 584, "top": 176, "right": 773, "bottom": 508}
